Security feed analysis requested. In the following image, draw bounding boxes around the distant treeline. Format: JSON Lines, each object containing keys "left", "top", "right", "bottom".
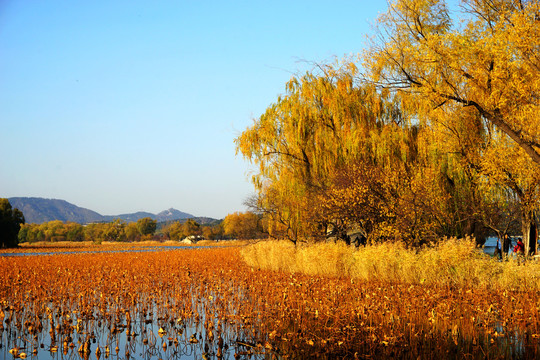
{"left": 18, "top": 212, "right": 268, "bottom": 244}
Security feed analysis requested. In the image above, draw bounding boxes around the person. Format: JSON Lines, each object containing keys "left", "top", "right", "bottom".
{"left": 502, "top": 234, "right": 511, "bottom": 260}
{"left": 494, "top": 238, "right": 502, "bottom": 260}
{"left": 514, "top": 238, "right": 525, "bottom": 253}
{"left": 514, "top": 238, "right": 525, "bottom": 264}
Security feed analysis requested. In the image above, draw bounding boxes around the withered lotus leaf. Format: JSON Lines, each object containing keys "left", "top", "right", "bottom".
{"left": 0, "top": 246, "right": 539, "bottom": 358}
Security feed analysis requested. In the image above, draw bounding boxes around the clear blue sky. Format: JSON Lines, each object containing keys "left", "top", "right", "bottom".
{"left": 0, "top": 1, "right": 387, "bottom": 219}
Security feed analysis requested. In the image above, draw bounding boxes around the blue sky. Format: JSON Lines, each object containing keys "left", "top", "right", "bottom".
{"left": 0, "top": 1, "right": 387, "bottom": 219}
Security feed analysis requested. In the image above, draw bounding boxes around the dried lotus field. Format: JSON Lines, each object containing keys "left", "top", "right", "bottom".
{"left": 1, "top": 247, "right": 540, "bottom": 359}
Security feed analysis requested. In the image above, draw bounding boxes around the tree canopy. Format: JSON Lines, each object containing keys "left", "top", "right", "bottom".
{"left": 223, "top": 211, "right": 266, "bottom": 240}
{"left": 366, "top": 0, "right": 540, "bottom": 251}
{"left": 367, "top": 0, "right": 540, "bottom": 165}
{"left": 0, "top": 198, "right": 25, "bottom": 248}
{"left": 236, "top": 0, "right": 540, "bottom": 247}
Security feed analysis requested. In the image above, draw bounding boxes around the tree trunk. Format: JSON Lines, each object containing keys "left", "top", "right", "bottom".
{"left": 464, "top": 219, "right": 486, "bottom": 247}
{"left": 529, "top": 218, "right": 538, "bottom": 256}
{"left": 521, "top": 212, "right": 538, "bottom": 256}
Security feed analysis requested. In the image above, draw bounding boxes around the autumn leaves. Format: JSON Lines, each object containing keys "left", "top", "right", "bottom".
{"left": 236, "top": 0, "right": 540, "bottom": 246}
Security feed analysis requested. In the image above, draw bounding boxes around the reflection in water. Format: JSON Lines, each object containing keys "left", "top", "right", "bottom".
{"left": 1, "top": 310, "right": 266, "bottom": 359}
{"left": 0, "top": 283, "right": 268, "bottom": 360}
{"left": 0, "top": 249, "right": 270, "bottom": 360}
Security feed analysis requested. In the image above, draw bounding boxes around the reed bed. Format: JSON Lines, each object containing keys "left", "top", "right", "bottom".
{"left": 1, "top": 246, "right": 539, "bottom": 359}
{"left": 241, "top": 238, "right": 540, "bottom": 291}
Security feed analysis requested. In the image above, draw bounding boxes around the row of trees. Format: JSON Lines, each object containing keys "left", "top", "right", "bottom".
{"left": 161, "top": 212, "right": 267, "bottom": 240}
{"left": 18, "top": 218, "right": 158, "bottom": 244}
{"left": 236, "top": 0, "right": 540, "bottom": 251}
{"left": 160, "top": 219, "right": 222, "bottom": 240}
{"left": 17, "top": 211, "right": 268, "bottom": 245}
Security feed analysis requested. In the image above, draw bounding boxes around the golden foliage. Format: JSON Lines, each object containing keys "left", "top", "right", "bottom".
{"left": 368, "top": 0, "right": 540, "bottom": 165}
{"left": 233, "top": 0, "right": 540, "bottom": 247}
{"left": 314, "top": 159, "right": 448, "bottom": 245}
{"left": 222, "top": 211, "right": 265, "bottom": 239}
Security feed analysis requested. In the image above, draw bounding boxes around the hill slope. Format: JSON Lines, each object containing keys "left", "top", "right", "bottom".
{"left": 7, "top": 197, "right": 198, "bottom": 224}
{"left": 8, "top": 197, "right": 103, "bottom": 224}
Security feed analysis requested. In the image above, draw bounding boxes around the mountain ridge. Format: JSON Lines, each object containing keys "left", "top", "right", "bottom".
{"left": 7, "top": 197, "right": 203, "bottom": 224}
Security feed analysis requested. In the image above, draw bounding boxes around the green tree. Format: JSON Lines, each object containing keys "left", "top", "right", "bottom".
{"left": 18, "top": 224, "right": 30, "bottom": 243}
{"left": 103, "top": 219, "right": 127, "bottom": 242}
{"left": 84, "top": 223, "right": 106, "bottom": 244}
{"left": 65, "top": 222, "right": 85, "bottom": 242}
{"left": 136, "top": 217, "right": 157, "bottom": 236}
{"left": 125, "top": 222, "right": 140, "bottom": 241}
{"left": 44, "top": 220, "right": 66, "bottom": 242}
{"left": 0, "top": 198, "right": 25, "bottom": 248}
{"left": 162, "top": 221, "right": 183, "bottom": 240}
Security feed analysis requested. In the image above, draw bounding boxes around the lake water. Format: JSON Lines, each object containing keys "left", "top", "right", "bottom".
{"left": 481, "top": 236, "right": 539, "bottom": 257}
{"left": 0, "top": 245, "right": 209, "bottom": 257}
{"left": 0, "top": 296, "right": 266, "bottom": 360}
{"left": 0, "top": 247, "right": 268, "bottom": 360}
{"left": 1, "top": 239, "right": 529, "bottom": 258}
{"left": 1, "top": 242, "right": 537, "bottom": 359}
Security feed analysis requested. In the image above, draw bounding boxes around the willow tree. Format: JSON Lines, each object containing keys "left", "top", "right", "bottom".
{"left": 418, "top": 103, "right": 532, "bottom": 246}
{"left": 368, "top": 0, "right": 540, "bottom": 246}
{"left": 368, "top": 0, "right": 540, "bottom": 165}
{"left": 235, "top": 62, "right": 386, "bottom": 242}
{"left": 236, "top": 60, "right": 458, "bottom": 243}
{"left": 418, "top": 103, "right": 494, "bottom": 243}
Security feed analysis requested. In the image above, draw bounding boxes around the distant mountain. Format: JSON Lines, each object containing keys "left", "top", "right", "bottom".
{"left": 108, "top": 211, "right": 156, "bottom": 223}
{"left": 156, "top": 208, "right": 193, "bottom": 222}
{"left": 7, "top": 197, "right": 200, "bottom": 224}
{"left": 8, "top": 197, "right": 103, "bottom": 224}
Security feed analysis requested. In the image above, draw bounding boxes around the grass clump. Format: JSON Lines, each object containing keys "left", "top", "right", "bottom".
{"left": 240, "top": 238, "right": 540, "bottom": 290}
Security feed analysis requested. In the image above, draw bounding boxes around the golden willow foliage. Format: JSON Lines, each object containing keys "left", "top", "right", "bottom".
{"left": 236, "top": 62, "right": 386, "bottom": 241}
{"left": 367, "top": 0, "right": 540, "bottom": 165}
{"left": 416, "top": 105, "right": 499, "bottom": 239}
{"left": 222, "top": 211, "right": 266, "bottom": 240}
{"left": 236, "top": 62, "right": 381, "bottom": 188}
{"left": 367, "top": 0, "right": 540, "bottom": 250}
{"left": 237, "top": 0, "right": 540, "bottom": 245}
{"left": 480, "top": 135, "right": 540, "bottom": 253}
{"left": 235, "top": 62, "right": 442, "bottom": 243}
